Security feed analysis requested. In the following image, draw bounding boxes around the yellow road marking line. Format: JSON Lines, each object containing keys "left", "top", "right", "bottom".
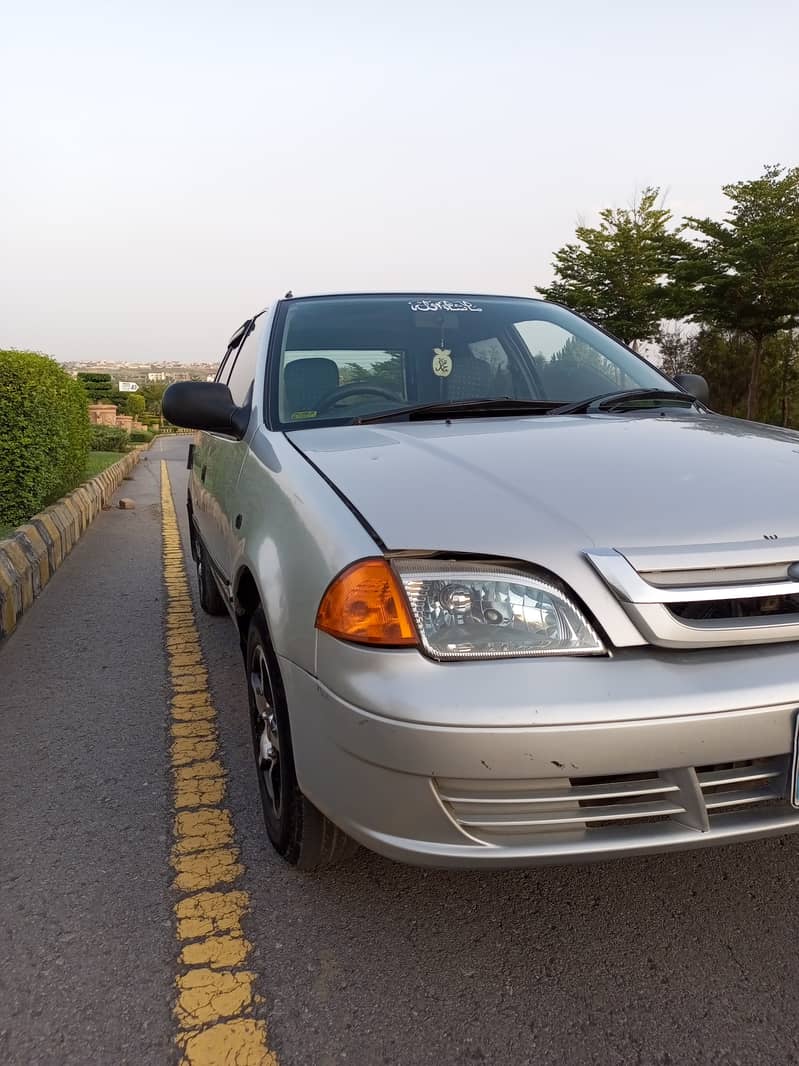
{"left": 161, "top": 460, "right": 277, "bottom": 1066}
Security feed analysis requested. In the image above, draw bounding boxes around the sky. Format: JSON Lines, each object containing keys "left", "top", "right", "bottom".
{"left": 1, "top": 0, "right": 797, "bottom": 363}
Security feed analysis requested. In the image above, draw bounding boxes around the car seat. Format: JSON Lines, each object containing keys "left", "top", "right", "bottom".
{"left": 439, "top": 348, "right": 495, "bottom": 401}
{"left": 284, "top": 357, "right": 339, "bottom": 415}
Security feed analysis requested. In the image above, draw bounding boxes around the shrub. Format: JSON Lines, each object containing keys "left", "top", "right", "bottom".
{"left": 77, "top": 372, "right": 115, "bottom": 403}
{"left": 0, "top": 350, "right": 90, "bottom": 527}
{"left": 125, "top": 393, "right": 146, "bottom": 418}
{"left": 88, "top": 424, "right": 130, "bottom": 452}
{"left": 129, "top": 430, "right": 154, "bottom": 443}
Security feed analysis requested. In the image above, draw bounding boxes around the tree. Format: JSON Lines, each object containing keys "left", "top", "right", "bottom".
{"left": 77, "top": 372, "right": 115, "bottom": 404}
{"left": 536, "top": 188, "right": 687, "bottom": 347}
{"left": 338, "top": 354, "right": 404, "bottom": 393}
{"left": 682, "top": 329, "right": 753, "bottom": 418}
{"left": 655, "top": 327, "right": 799, "bottom": 428}
{"left": 76, "top": 373, "right": 128, "bottom": 410}
{"left": 549, "top": 335, "right": 629, "bottom": 387}
{"left": 125, "top": 392, "right": 145, "bottom": 418}
{"left": 774, "top": 331, "right": 799, "bottom": 427}
{"left": 138, "top": 381, "right": 168, "bottom": 414}
{"left": 657, "top": 326, "right": 695, "bottom": 379}
{"left": 677, "top": 165, "right": 799, "bottom": 420}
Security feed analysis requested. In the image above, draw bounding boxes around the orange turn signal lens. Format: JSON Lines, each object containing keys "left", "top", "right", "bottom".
{"left": 316, "top": 559, "right": 418, "bottom": 647}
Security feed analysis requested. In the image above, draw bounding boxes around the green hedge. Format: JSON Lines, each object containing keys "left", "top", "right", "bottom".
{"left": 129, "top": 430, "right": 154, "bottom": 443}
{"left": 0, "top": 350, "right": 90, "bottom": 527}
{"left": 88, "top": 424, "right": 129, "bottom": 452}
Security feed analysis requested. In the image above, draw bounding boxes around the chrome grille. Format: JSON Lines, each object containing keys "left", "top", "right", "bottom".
{"left": 697, "top": 760, "right": 786, "bottom": 811}
{"left": 586, "top": 543, "right": 799, "bottom": 648}
{"left": 670, "top": 593, "right": 799, "bottom": 621}
{"left": 436, "top": 755, "right": 789, "bottom": 844}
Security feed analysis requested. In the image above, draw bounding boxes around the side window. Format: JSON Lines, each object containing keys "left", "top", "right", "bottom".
{"left": 215, "top": 320, "right": 251, "bottom": 384}
{"left": 515, "top": 320, "right": 638, "bottom": 400}
{"left": 225, "top": 321, "right": 261, "bottom": 406}
{"left": 215, "top": 344, "right": 237, "bottom": 383}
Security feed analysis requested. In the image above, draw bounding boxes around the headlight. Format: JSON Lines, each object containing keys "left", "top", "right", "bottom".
{"left": 393, "top": 559, "right": 605, "bottom": 660}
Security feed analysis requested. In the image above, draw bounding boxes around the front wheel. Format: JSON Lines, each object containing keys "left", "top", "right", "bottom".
{"left": 246, "top": 607, "right": 358, "bottom": 870}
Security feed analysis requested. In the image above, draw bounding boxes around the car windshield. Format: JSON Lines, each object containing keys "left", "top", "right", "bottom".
{"left": 273, "top": 294, "right": 677, "bottom": 427}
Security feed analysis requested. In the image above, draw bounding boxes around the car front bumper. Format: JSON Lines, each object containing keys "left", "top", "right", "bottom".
{"left": 279, "top": 636, "right": 799, "bottom": 868}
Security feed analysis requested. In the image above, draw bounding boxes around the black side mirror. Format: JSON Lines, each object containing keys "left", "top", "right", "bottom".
{"left": 673, "top": 373, "right": 709, "bottom": 405}
{"left": 162, "top": 381, "right": 248, "bottom": 437}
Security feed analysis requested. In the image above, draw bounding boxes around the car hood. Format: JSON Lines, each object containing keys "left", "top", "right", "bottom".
{"left": 289, "top": 412, "right": 799, "bottom": 557}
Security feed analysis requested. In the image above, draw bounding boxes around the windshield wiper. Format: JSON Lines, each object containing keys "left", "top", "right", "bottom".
{"left": 353, "top": 389, "right": 696, "bottom": 425}
{"left": 549, "top": 388, "right": 696, "bottom": 416}
{"left": 355, "top": 397, "right": 560, "bottom": 425}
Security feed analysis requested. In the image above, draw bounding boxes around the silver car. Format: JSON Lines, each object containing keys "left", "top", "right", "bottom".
{"left": 163, "top": 292, "right": 799, "bottom": 870}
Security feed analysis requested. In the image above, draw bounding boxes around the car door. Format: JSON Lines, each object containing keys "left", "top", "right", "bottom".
{"left": 190, "top": 326, "right": 243, "bottom": 567}
{"left": 191, "top": 322, "right": 248, "bottom": 578}
{"left": 194, "top": 314, "right": 265, "bottom": 595}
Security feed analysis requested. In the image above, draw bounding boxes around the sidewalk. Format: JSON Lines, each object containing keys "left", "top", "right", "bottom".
{"left": 0, "top": 447, "right": 175, "bottom": 1065}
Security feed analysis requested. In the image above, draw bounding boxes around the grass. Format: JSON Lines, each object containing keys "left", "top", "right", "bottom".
{"left": 0, "top": 450, "right": 126, "bottom": 540}
{"left": 85, "top": 450, "right": 125, "bottom": 478}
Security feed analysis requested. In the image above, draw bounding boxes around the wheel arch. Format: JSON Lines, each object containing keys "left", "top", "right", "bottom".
{"left": 234, "top": 565, "right": 264, "bottom": 651}
{"left": 235, "top": 566, "right": 296, "bottom": 764}
{"left": 186, "top": 489, "right": 199, "bottom": 563}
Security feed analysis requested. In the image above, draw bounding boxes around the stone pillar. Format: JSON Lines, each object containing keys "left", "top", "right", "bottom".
{"left": 88, "top": 403, "right": 119, "bottom": 426}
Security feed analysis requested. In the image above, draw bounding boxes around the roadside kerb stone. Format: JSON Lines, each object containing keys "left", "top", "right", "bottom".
{"left": 12, "top": 527, "right": 49, "bottom": 596}
{"left": 0, "top": 550, "right": 22, "bottom": 633}
{"left": 31, "top": 514, "right": 62, "bottom": 572}
{"left": 0, "top": 447, "right": 145, "bottom": 639}
{"left": 42, "top": 503, "right": 75, "bottom": 559}
{"left": 1, "top": 539, "right": 34, "bottom": 611}
{"left": 62, "top": 495, "right": 84, "bottom": 539}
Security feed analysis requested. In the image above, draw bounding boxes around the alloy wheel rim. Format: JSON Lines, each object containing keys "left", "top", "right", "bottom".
{"left": 250, "top": 645, "right": 282, "bottom": 819}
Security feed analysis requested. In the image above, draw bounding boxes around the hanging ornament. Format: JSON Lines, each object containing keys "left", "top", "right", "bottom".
{"left": 432, "top": 348, "right": 453, "bottom": 378}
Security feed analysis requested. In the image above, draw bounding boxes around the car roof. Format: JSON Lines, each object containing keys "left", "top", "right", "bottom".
{"left": 275, "top": 289, "right": 543, "bottom": 301}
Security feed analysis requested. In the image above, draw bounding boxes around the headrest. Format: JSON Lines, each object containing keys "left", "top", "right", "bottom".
{"left": 284, "top": 357, "right": 339, "bottom": 412}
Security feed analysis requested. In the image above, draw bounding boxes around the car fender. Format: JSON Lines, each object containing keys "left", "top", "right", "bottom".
{"left": 231, "top": 427, "right": 381, "bottom": 675}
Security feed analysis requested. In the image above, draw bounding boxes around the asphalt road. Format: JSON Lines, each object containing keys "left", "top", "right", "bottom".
{"left": 2, "top": 435, "right": 799, "bottom": 1065}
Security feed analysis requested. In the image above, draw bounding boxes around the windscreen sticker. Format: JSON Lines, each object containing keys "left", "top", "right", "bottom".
{"left": 291, "top": 410, "right": 317, "bottom": 419}
{"left": 409, "top": 299, "right": 483, "bottom": 313}
{"left": 432, "top": 348, "right": 453, "bottom": 377}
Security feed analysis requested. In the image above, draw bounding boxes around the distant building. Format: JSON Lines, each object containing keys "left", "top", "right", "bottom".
{"left": 147, "top": 372, "right": 167, "bottom": 382}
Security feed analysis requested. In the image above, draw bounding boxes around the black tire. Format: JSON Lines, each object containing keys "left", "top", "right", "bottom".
{"left": 246, "top": 606, "right": 358, "bottom": 870}
{"left": 197, "top": 541, "right": 227, "bottom": 616}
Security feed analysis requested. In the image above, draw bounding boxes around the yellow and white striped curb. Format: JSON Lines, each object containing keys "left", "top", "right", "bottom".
{"left": 160, "top": 460, "right": 277, "bottom": 1066}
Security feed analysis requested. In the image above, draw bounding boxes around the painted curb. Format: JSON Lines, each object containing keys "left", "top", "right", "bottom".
{"left": 0, "top": 447, "right": 146, "bottom": 639}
